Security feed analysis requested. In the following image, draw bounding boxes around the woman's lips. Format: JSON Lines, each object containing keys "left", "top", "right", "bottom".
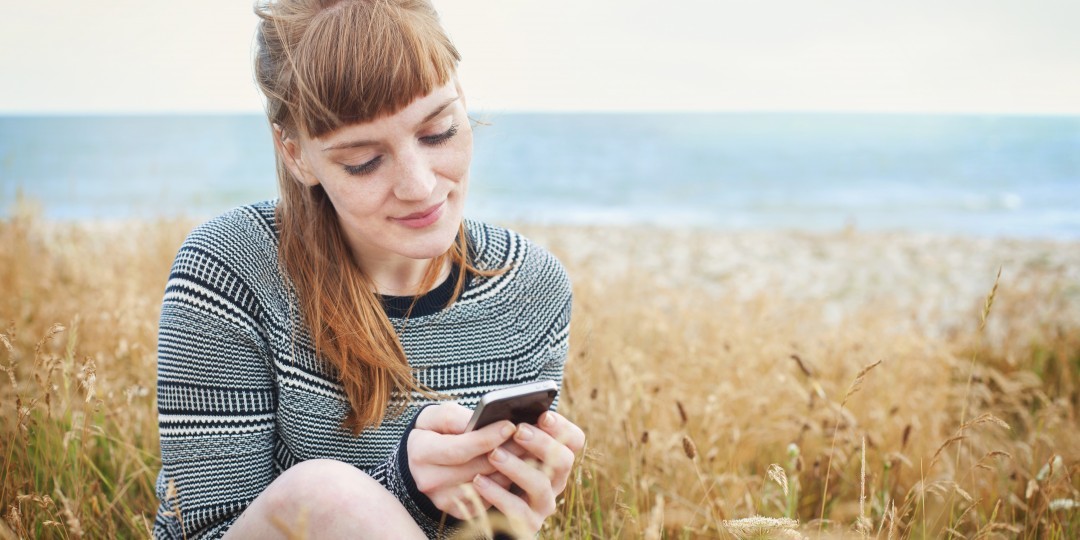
{"left": 392, "top": 201, "right": 445, "bottom": 228}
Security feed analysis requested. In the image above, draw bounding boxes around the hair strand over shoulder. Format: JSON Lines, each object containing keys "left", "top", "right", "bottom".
{"left": 253, "top": 0, "right": 498, "bottom": 433}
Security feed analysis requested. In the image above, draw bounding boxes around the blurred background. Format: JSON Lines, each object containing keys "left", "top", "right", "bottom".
{"left": 1, "top": 0, "right": 1078, "bottom": 238}
{"left": 3, "top": 4, "right": 1079, "bottom": 537}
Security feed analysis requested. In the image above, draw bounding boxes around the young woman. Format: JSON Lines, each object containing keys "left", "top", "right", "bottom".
{"left": 151, "top": 1, "right": 584, "bottom": 538}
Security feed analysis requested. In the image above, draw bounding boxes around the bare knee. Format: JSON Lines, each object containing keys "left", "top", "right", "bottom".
{"left": 264, "top": 459, "right": 369, "bottom": 517}
{"left": 227, "top": 459, "right": 423, "bottom": 540}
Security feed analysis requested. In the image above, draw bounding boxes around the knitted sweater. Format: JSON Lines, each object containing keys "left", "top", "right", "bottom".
{"left": 152, "top": 200, "right": 572, "bottom": 539}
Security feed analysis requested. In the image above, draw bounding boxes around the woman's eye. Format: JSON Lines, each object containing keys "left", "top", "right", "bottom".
{"left": 343, "top": 155, "right": 382, "bottom": 176}
{"left": 420, "top": 123, "right": 458, "bottom": 146}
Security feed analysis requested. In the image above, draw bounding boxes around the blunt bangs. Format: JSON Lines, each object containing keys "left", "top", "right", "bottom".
{"left": 291, "top": 0, "right": 460, "bottom": 137}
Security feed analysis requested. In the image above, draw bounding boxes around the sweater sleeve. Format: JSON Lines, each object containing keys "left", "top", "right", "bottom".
{"left": 540, "top": 290, "right": 573, "bottom": 411}
{"left": 367, "top": 404, "right": 461, "bottom": 539}
{"left": 153, "top": 242, "right": 277, "bottom": 540}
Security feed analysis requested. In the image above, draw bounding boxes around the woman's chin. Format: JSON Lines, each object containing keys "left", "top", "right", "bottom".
{"left": 392, "top": 222, "right": 461, "bottom": 260}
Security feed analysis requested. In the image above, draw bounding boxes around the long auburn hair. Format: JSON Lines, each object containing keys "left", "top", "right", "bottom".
{"left": 254, "top": 0, "right": 494, "bottom": 433}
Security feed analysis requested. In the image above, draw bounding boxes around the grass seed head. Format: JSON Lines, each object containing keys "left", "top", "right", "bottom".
{"left": 723, "top": 516, "right": 800, "bottom": 539}
{"left": 790, "top": 354, "right": 813, "bottom": 377}
{"left": 78, "top": 357, "right": 97, "bottom": 403}
{"left": 841, "top": 359, "right": 883, "bottom": 408}
{"left": 676, "top": 400, "right": 689, "bottom": 426}
{"left": 56, "top": 491, "right": 84, "bottom": 540}
{"left": 979, "top": 266, "right": 1003, "bottom": 331}
{"left": 682, "top": 435, "right": 698, "bottom": 460}
{"left": 767, "top": 464, "right": 789, "bottom": 498}
{"left": 0, "top": 332, "right": 12, "bottom": 356}
{"left": 6, "top": 504, "right": 27, "bottom": 538}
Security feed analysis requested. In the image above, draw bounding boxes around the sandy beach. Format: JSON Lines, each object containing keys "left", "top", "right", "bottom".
{"left": 524, "top": 224, "right": 1080, "bottom": 337}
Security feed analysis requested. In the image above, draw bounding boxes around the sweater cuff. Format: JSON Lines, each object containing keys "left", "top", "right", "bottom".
{"left": 396, "top": 404, "right": 462, "bottom": 533}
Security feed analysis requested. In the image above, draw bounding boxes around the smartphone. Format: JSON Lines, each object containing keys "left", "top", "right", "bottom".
{"left": 464, "top": 380, "right": 559, "bottom": 432}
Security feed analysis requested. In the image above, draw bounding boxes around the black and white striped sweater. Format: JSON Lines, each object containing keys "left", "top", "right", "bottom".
{"left": 152, "top": 200, "right": 572, "bottom": 539}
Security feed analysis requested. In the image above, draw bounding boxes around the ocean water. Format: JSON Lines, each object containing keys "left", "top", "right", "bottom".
{"left": 1, "top": 113, "right": 1078, "bottom": 238}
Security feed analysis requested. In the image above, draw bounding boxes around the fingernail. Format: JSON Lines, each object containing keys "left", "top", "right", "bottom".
{"left": 541, "top": 412, "right": 556, "bottom": 428}
{"left": 516, "top": 424, "right": 533, "bottom": 441}
{"left": 500, "top": 423, "right": 515, "bottom": 438}
{"left": 474, "top": 474, "right": 490, "bottom": 487}
{"left": 491, "top": 447, "right": 507, "bottom": 463}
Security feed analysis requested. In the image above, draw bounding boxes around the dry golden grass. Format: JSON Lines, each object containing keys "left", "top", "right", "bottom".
{"left": 2, "top": 206, "right": 1078, "bottom": 539}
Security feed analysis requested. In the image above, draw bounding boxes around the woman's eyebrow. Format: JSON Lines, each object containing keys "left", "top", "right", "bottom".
{"left": 421, "top": 96, "right": 459, "bottom": 124}
{"left": 322, "top": 96, "right": 459, "bottom": 152}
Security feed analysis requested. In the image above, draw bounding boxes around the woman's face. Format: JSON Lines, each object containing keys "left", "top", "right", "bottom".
{"left": 280, "top": 80, "right": 472, "bottom": 268}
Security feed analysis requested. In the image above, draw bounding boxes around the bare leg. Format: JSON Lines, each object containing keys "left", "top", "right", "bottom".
{"left": 223, "top": 459, "right": 426, "bottom": 540}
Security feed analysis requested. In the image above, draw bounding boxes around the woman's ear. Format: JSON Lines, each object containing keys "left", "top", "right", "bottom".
{"left": 273, "top": 123, "right": 320, "bottom": 187}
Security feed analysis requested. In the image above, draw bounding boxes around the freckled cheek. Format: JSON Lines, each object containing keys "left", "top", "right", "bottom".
{"left": 437, "top": 136, "right": 473, "bottom": 183}
{"left": 319, "top": 177, "right": 385, "bottom": 219}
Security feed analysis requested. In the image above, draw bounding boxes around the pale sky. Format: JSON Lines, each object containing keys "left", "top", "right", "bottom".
{"left": 2, "top": 0, "right": 1079, "bottom": 114}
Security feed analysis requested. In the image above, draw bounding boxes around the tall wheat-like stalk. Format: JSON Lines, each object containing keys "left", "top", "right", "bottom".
{"left": 818, "top": 359, "right": 882, "bottom": 532}
{"left": 948, "top": 267, "right": 1002, "bottom": 528}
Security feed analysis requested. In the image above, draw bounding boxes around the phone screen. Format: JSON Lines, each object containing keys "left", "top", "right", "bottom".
{"left": 466, "top": 381, "right": 558, "bottom": 431}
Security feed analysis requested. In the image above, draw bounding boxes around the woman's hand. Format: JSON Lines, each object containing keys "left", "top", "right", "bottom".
{"left": 472, "top": 411, "right": 587, "bottom": 535}
{"left": 407, "top": 403, "right": 518, "bottom": 519}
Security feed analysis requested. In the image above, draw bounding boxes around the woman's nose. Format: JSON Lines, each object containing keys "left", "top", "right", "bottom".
{"left": 392, "top": 148, "right": 437, "bottom": 201}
